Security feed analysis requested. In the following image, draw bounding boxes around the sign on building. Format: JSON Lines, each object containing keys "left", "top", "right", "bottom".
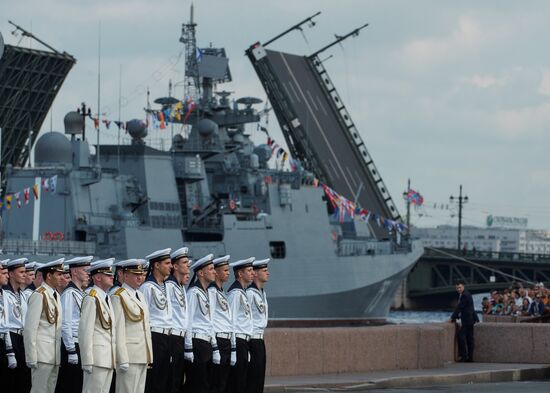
{"left": 486, "top": 215, "right": 528, "bottom": 229}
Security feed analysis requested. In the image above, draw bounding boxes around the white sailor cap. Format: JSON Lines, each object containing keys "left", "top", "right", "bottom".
{"left": 7, "top": 257, "right": 28, "bottom": 270}
{"left": 117, "top": 259, "right": 147, "bottom": 274}
{"left": 0, "top": 259, "right": 9, "bottom": 269}
{"left": 145, "top": 248, "right": 172, "bottom": 263}
{"left": 171, "top": 247, "right": 189, "bottom": 261}
{"left": 38, "top": 258, "right": 65, "bottom": 273}
{"left": 65, "top": 256, "right": 94, "bottom": 268}
{"left": 230, "top": 257, "right": 255, "bottom": 271}
{"left": 86, "top": 258, "right": 115, "bottom": 275}
{"left": 253, "top": 258, "right": 270, "bottom": 270}
{"left": 191, "top": 253, "right": 214, "bottom": 272}
{"left": 213, "top": 255, "right": 230, "bottom": 268}
{"left": 25, "top": 261, "right": 38, "bottom": 271}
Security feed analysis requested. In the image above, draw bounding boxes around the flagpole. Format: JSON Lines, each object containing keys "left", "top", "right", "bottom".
{"left": 117, "top": 63, "right": 122, "bottom": 173}
{"left": 32, "top": 177, "right": 41, "bottom": 241}
{"left": 96, "top": 20, "right": 102, "bottom": 168}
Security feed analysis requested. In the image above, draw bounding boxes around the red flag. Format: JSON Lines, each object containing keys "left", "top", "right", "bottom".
{"left": 23, "top": 188, "right": 30, "bottom": 205}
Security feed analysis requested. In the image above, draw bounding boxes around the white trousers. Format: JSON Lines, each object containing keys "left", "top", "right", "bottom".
{"left": 30, "top": 362, "right": 59, "bottom": 393}
{"left": 82, "top": 366, "right": 114, "bottom": 393}
{"left": 115, "top": 364, "right": 147, "bottom": 393}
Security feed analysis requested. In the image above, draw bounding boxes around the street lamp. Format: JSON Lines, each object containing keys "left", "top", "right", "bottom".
{"left": 450, "top": 185, "right": 468, "bottom": 251}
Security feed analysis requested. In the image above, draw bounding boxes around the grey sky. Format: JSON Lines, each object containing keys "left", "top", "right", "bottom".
{"left": 2, "top": 0, "right": 549, "bottom": 229}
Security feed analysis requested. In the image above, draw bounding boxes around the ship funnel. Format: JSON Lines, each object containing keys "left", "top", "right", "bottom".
{"left": 64, "top": 111, "right": 84, "bottom": 135}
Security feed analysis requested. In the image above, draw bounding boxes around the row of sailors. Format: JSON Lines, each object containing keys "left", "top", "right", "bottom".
{"left": 0, "top": 247, "right": 270, "bottom": 393}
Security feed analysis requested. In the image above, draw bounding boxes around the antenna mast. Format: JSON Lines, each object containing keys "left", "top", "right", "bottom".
{"left": 179, "top": 3, "right": 200, "bottom": 102}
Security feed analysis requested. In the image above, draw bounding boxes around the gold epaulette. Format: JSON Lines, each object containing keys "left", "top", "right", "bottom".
{"left": 114, "top": 288, "right": 125, "bottom": 296}
{"left": 37, "top": 287, "right": 46, "bottom": 294}
{"left": 89, "top": 289, "right": 97, "bottom": 297}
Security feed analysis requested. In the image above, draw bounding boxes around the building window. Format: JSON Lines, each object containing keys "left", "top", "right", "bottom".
{"left": 269, "top": 241, "right": 286, "bottom": 259}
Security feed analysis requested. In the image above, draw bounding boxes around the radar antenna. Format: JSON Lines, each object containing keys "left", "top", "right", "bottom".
{"left": 179, "top": 3, "right": 200, "bottom": 102}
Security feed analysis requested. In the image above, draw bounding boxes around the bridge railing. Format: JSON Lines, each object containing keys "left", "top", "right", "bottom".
{"left": 423, "top": 247, "right": 550, "bottom": 264}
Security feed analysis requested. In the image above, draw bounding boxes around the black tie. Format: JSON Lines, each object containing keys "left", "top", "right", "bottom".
{"left": 53, "top": 292, "right": 58, "bottom": 301}
{"left": 136, "top": 292, "right": 140, "bottom": 301}
{"left": 105, "top": 296, "right": 110, "bottom": 308}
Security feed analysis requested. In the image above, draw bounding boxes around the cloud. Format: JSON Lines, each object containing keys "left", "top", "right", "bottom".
{"left": 538, "top": 69, "right": 550, "bottom": 96}
{"left": 491, "top": 102, "right": 550, "bottom": 139}
{"left": 464, "top": 74, "right": 505, "bottom": 89}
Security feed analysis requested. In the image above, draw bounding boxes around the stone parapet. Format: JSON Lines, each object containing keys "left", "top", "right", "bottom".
{"left": 264, "top": 323, "right": 456, "bottom": 377}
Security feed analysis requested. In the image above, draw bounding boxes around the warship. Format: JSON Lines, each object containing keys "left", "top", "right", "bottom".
{"left": 0, "top": 11, "right": 423, "bottom": 319}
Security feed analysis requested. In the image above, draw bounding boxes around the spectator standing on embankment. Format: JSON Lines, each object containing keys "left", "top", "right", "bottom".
{"left": 449, "top": 280, "right": 479, "bottom": 362}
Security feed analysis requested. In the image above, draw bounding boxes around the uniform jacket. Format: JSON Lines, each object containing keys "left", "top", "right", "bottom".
{"left": 111, "top": 284, "right": 153, "bottom": 366}
{"left": 78, "top": 286, "right": 117, "bottom": 369}
{"left": 451, "top": 290, "right": 479, "bottom": 326}
{"left": 23, "top": 283, "right": 62, "bottom": 365}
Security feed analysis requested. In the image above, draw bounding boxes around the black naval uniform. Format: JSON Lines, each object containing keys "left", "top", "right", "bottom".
{"left": 451, "top": 289, "right": 479, "bottom": 362}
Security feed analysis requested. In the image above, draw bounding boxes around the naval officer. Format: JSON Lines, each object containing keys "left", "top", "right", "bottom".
{"left": 227, "top": 257, "right": 255, "bottom": 393}
{"left": 139, "top": 248, "right": 173, "bottom": 393}
{"left": 111, "top": 259, "right": 152, "bottom": 393}
{"left": 79, "top": 259, "right": 117, "bottom": 393}
{"left": 185, "top": 254, "right": 219, "bottom": 393}
{"left": 55, "top": 256, "right": 93, "bottom": 393}
{"left": 4, "top": 257, "right": 32, "bottom": 392}
{"left": 209, "top": 255, "right": 236, "bottom": 393}
{"left": 166, "top": 247, "right": 191, "bottom": 393}
{"left": 1, "top": 259, "right": 11, "bottom": 382}
{"left": 246, "top": 259, "right": 270, "bottom": 393}
{"left": 23, "top": 259, "right": 64, "bottom": 393}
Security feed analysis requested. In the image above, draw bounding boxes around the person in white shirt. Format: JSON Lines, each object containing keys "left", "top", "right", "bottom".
{"left": 111, "top": 259, "right": 153, "bottom": 393}
{"left": 246, "top": 258, "right": 270, "bottom": 393}
{"left": 185, "top": 254, "right": 219, "bottom": 393}
{"left": 55, "top": 256, "right": 92, "bottom": 393}
{"left": 208, "top": 255, "right": 236, "bottom": 393}
{"left": 23, "top": 259, "right": 64, "bottom": 393}
{"left": 79, "top": 258, "right": 117, "bottom": 393}
{"left": 139, "top": 248, "right": 173, "bottom": 393}
{"left": 165, "top": 247, "right": 191, "bottom": 393}
{"left": 0, "top": 259, "right": 12, "bottom": 386}
{"left": 227, "top": 257, "right": 255, "bottom": 393}
{"left": 4, "top": 257, "right": 31, "bottom": 393}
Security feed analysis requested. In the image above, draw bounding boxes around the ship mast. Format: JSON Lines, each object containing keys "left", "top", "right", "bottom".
{"left": 179, "top": 3, "right": 200, "bottom": 103}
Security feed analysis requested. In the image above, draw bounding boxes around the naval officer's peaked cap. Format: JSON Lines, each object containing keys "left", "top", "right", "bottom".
{"left": 171, "top": 247, "right": 189, "bottom": 261}
{"left": 230, "top": 257, "right": 255, "bottom": 270}
{"left": 25, "top": 261, "right": 38, "bottom": 271}
{"left": 118, "top": 258, "right": 147, "bottom": 274}
{"left": 145, "top": 248, "right": 172, "bottom": 263}
{"left": 7, "top": 257, "right": 28, "bottom": 270}
{"left": 38, "top": 258, "right": 65, "bottom": 273}
{"left": 213, "top": 255, "right": 230, "bottom": 267}
{"left": 86, "top": 258, "right": 115, "bottom": 275}
{"left": 253, "top": 258, "right": 270, "bottom": 269}
{"left": 191, "top": 254, "right": 214, "bottom": 272}
{"left": 65, "top": 256, "right": 94, "bottom": 267}
{"left": 0, "top": 259, "right": 9, "bottom": 268}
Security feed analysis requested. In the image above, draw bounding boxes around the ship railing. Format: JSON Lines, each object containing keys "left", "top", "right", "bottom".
{"left": 0, "top": 239, "right": 96, "bottom": 256}
{"left": 337, "top": 239, "right": 394, "bottom": 257}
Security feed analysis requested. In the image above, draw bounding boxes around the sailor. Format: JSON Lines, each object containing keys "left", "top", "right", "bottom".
{"left": 1, "top": 259, "right": 11, "bottom": 382}
{"left": 227, "top": 257, "right": 255, "bottom": 393}
{"left": 166, "top": 247, "right": 191, "bottom": 393}
{"left": 55, "top": 256, "right": 93, "bottom": 393}
{"left": 23, "top": 258, "right": 64, "bottom": 393}
{"left": 209, "top": 255, "right": 236, "bottom": 393}
{"left": 185, "top": 254, "right": 219, "bottom": 393}
{"left": 246, "top": 259, "right": 270, "bottom": 393}
{"left": 108, "top": 260, "right": 126, "bottom": 296}
{"left": 4, "top": 257, "right": 32, "bottom": 393}
{"left": 139, "top": 248, "right": 173, "bottom": 393}
{"left": 23, "top": 262, "right": 43, "bottom": 298}
{"left": 79, "top": 258, "right": 117, "bottom": 393}
{"left": 111, "top": 259, "right": 152, "bottom": 393}
{"left": 56, "top": 264, "right": 72, "bottom": 293}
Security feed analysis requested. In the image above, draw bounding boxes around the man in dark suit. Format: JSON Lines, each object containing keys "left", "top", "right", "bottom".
{"left": 449, "top": 280, "right": 479, "bottom": 362}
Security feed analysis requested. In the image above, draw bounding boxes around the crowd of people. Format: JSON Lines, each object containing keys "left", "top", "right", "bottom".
{"left": 480, "top": 283, "right": 550, "bottom": 317}
{"left": 0, "top": 247, "right": 270, "bottom": 393}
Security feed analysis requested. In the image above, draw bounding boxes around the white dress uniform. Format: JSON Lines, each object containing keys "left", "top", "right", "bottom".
{"left": 56, "top": 256, "right": 93, "bottom": 393}
{"left": 139, "top": 248, "right": 172, "bottom": 393}
{"left": 23, "top": 259, "right": 64, "bottom": 393}
{"left": 246, "top": 258, "right": 270, "bottom": 393}
{"left": 166, "top": 246, "right": 190, "bottom": 393}
{"left": 4, "top": 258, "right": 31, "bottom": 393}
{"left": 111, "top": 260, "right": 153, "bottom": 393}
{"left": 0, "top": 259, "right": 14, "bottom": 382}
{"left": 227, "top": 257, "right": 255, "bottom": 393}
{"left": 79, "top": 259, "right": 117, "bottom": 393}
{"left": 185, "top": 254, "right": 218, "bottom": 393}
